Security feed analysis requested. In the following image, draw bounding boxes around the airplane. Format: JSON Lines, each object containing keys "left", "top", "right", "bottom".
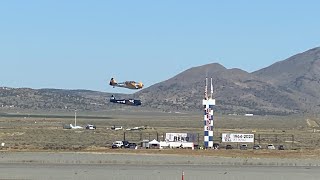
{"left": 109, "top": 78, "right": 143, "bottom": 90}
{"left": 110, "top": 95, "right": 142, "bottom": 106}
{"left": 70, "top": 124, "right": 83, "bottom": 129}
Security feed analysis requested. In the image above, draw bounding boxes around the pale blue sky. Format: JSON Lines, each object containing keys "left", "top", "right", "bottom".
{"left": 0, "top": 1, "right": 319, "bottom": 93}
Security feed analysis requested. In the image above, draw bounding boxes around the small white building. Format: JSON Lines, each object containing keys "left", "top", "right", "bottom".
{"left": 148, "top": 139, "right": 160, "bottom": 149}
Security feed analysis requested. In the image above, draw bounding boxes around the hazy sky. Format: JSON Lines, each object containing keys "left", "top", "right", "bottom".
{"left": 1, "top": 1, "right": 319, "bottom": 93}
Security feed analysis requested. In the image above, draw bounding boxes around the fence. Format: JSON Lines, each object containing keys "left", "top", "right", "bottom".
{"left": 120, "top": 132, "right": 320, "bottom": 150}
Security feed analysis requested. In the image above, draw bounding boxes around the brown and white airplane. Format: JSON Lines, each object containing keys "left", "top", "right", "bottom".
{"left": 109, "top": 78, "right": 144, "bottom": 90}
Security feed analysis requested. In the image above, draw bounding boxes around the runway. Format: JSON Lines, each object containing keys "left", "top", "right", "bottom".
{"left": 1, "top": 163, "right": 319, "bottom": 180}
{"left": 0, "top": 152, "right": 319, "bottom": 180}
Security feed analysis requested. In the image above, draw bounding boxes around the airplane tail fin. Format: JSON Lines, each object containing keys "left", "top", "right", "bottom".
{"left": 70, "top": 124, "right": 74, "bottom": 128}
{"left": 109, "top": 78, "right": 117, "bottom": 86}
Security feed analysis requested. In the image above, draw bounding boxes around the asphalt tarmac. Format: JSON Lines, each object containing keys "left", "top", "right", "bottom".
{"left": 0, "top": 152, "right": 319, "bottom": 180}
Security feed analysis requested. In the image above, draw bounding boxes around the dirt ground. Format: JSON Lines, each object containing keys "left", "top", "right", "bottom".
{"left": 0, "top": 112, "right": 320, "bottom": 159}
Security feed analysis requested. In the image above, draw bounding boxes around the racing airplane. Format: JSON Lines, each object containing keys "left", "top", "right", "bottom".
{"left": 109, "top": 78, "right": 144, "bottom": 90}
{"left": 110, "top": 95, "right": 142, "bottom": 106}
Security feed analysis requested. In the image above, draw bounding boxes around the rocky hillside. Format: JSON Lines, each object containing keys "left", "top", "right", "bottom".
{"left": 135, "top": 47, "right": 320, "bottom": 115}
{"left": 253, "top": 47, "right": 320, "bottom": 112}
{"left": 135, "top": 64, "right": 298, "bottom": 115}
{"left": 0, "top": 87, "right": 110, "bottom": 112}
{"left": 0, "top": 87, "right": 153, "bottom": 113}
{"left": 1, "top": 47, "right": 320, "bottom": 115}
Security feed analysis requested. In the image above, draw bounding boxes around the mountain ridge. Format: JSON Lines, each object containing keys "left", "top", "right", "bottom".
{"left": 1, "top": 47, "right": 320, "bottom": 115}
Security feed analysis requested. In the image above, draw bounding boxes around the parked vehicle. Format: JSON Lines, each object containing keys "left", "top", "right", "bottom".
{"left": 278, "top": 145, "right": 285, "bottom": 150}
{"left": 240, "top": 144, "right": 248, "bottom": 150}
{"left": 111, "top": 125, "right": 123, "bottom": 131}
{"left": 85, "top": 124, "right": 96, "bottom": 130}
{"left": 213, "top": 143, "right": 220, "bottom": 149}
{"left": 226, "top": 144, "right": 233, "bottom": 149}
{"left": 267, "top": 144, "right": 276, "bottom": 150}
{"left": 112, "top": 141, "right": 124, "bottom": 149}
{"left": 122, "top": 141, "right": 130, "bottom": 148}
{"left": 129, "top": 143, "right": 137, "bottom": 149}
{"left": 253, "top": 144, "right": 261, "bottom": 150}
{"left": 63, "top": 124, "right": 72, "bottom": 129}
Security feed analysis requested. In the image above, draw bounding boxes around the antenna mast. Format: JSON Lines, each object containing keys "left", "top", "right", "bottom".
{"left": 204, "top": 77, "right": 208, "bottom": 100}
{"left": 210, "top": 77, "right": 213, "bottom": 99}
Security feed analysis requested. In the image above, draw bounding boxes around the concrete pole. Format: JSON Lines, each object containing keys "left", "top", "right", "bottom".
{"left": 74, "top": 109, "right": 77, "bottom": 126}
